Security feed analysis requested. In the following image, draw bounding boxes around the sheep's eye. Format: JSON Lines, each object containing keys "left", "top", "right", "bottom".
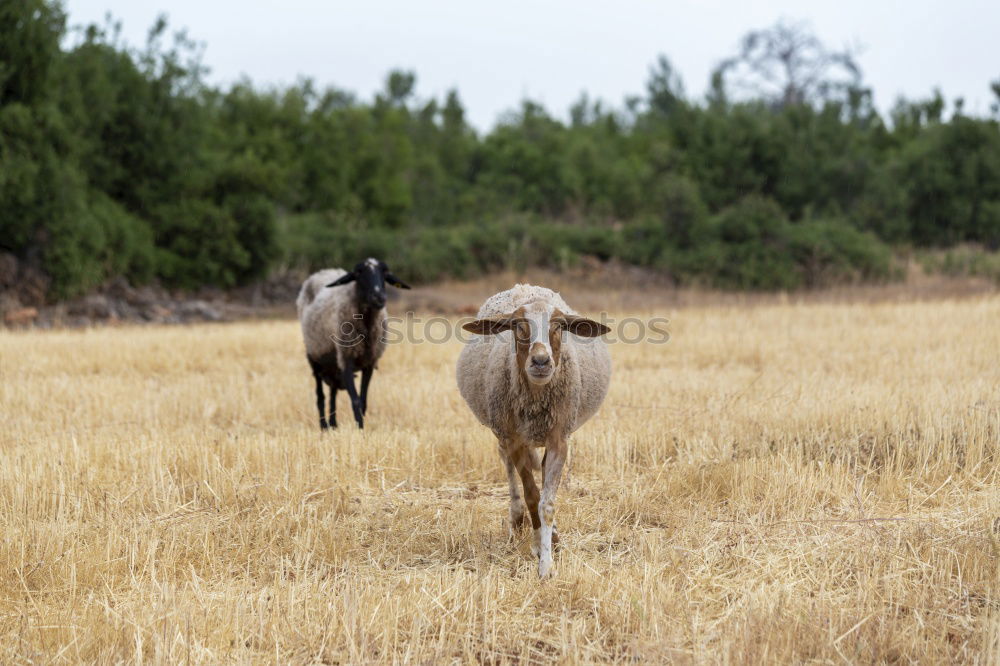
{"left": 515, "top": 322, "right": 530, "bottom": 341}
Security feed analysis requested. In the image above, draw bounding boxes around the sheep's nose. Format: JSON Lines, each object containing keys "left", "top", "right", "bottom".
{"left": 530, "top": 354, "right": 551, "bottom": 368}
{"left": 372, "top": 295, "right": 386, "bottom": 308}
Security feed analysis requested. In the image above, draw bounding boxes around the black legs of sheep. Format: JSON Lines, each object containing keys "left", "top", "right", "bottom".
{"left": 309, "top": 356, "right": 373, "bottom": 430}
{"left": 359, "top": 367, "right": 373, "bottom": 415}
{"left": 310, "top": 360, "right": 336, "bottom": 429}
{"left": 339, "top": 357, "right": 369, "bottom": 429}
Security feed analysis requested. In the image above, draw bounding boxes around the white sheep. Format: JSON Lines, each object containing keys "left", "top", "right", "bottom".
{"left": 456, "top": 284, "right": 611, "bottom": 577}
{"left": 296, "top": 258, "right": 410, "bottom": 429}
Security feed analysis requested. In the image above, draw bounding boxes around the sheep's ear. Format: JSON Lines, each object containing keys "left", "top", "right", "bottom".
{"left": 326, "top": 272, "right": 356, "bottom": 288}
{"left": 559, "top": 315, "right": 610, "bottom": 337}
{"left": 385, "top": 273, "right": 411, "bottom": 290}
{"left": 462, "top": 316, "right": 513, "bottom": 336}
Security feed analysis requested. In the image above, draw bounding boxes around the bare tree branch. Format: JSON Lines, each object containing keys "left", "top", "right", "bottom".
{"left": 713, "top": 20, "right": 863, "bottom": 110}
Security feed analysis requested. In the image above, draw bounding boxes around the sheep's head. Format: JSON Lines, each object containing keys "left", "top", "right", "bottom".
{"left": 463, "top": 300, "right": 609, "bottom": 386}
{"left": 327, "top": 258, "right": 410, "bottom": 310}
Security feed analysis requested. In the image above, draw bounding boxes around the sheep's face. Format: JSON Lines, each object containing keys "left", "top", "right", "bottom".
{"left": 463, "top": 301, "right": 609, "bottom": 387}
{"left": 326, "top": 257, "right": 411, "bottom": 309}
{"left": 355, "top": 259, "right": 390, "bottom": 310}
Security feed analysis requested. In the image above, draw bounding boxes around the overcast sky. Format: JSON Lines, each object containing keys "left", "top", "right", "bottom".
{"left": 62, "top": 0, "right": 999, "bottom": 131}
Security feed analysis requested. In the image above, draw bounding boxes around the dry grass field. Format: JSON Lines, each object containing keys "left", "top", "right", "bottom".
{"left": 2, "top": 290, "right": 1000, "bottom": 663}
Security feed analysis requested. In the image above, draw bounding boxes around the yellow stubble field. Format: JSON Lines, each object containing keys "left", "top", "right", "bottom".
{"left": 1, "top": 293, "right": 999, "bottom": 663}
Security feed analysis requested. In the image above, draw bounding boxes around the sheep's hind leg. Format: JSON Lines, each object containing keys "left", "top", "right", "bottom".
{"left": 309, "top": 360, "right": 328, "bottom": 430}
{"left": 538, "top": 437, "right": 568, "bottom": 578}
{"left": 498, "top": 441, "right": 527, "bottom": 537}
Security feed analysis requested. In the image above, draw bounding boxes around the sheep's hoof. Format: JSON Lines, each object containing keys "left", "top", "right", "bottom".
{"left": 538, "top": 555, "right": 554, "bottom": 579}
{"left": 508, "top": 503, "right": 528, "bottom": 537}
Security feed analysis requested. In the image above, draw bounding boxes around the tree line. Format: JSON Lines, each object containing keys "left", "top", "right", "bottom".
{"left": 3, "top": 1, "right": 1000, "bottom": 299}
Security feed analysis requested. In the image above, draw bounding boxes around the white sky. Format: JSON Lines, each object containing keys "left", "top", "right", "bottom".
{"left": 63, "top": 0, "right": 1000, "bottom": 132}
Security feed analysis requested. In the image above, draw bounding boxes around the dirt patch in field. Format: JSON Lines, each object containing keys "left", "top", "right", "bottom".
{"left": 0, "top": 253, "right": 303, "bottom": 328}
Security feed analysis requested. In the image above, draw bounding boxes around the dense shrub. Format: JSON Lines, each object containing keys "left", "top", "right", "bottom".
{"left": 896, "top": 118, "right": 1000, "bottom": 248}
{"left": 684, "top": 196, "right": 802, "bottom": 289}
{"left": 658, "top": 196, "right": 894, "bottom": 289}
{"left": 786, "top": 220, "right": 894, "bottom": 287}
{"left": 918, "top": 246, "right": 1000, "bottom": 284}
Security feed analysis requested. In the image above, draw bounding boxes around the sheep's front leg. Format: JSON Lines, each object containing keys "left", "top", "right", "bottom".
{"left": 541, "top": 450, "right": 559, "bottom": 549}
{"left": 498, "top": 440, "right": 527, "bottom": 536}
{"left": 538, "top": 436, "right": 568, "bottom": 578}
{"left": 327, "top": 384, "right": 338, "bottom": 429}
{"left": 359, "top": 367, "right": 373, "bottom": 416}
{"left": 339, "top": 357, "right": 364, "bottom": 429}
{"left": 512, "top": 446, "right": 541, "bottom": 557}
